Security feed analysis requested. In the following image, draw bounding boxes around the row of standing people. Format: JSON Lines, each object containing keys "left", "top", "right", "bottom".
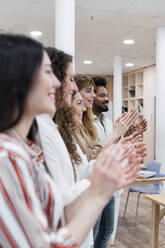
{"left": 0, "top": 33, "right": 147, "bottom": 248}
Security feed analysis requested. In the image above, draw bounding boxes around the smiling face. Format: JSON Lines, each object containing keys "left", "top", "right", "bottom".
{"left": 93, "top": 86, "right": 109, "bottom": 113}
{"left": 63, "top": 62, "right": 78, "bottom": 106}
{"left": 72, "top": 92, "right": 86, "bottom": 125}
{"left": 25, "top": 51, "right": 61, "bottom": 117}
{"left": 80, "top": 85, "right": 96, "bottom": 109}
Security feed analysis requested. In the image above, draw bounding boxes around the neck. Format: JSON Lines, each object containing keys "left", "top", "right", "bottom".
{"left": 13, "top": 114, "right": 34, "bottom": 140}
{"left": 92, "top": 106, "right": 102, "bottom": 118}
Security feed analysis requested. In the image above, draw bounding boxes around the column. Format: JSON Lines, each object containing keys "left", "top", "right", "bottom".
{"left": 55, "top": 0, "right": 75, "bottom": 63}
{"left": 112, "top": 55, "right": 123, "bottom": 244}
{"left": 156, "top": 27, "right": 165, "bottom": 193}
{"left": 113, "top": 55, "right": 122, "bottom": 122}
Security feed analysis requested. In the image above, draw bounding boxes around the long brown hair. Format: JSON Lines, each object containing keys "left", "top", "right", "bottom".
{"left": 46, "top": 47, "right": 82, "bottom": 167}
{"left": 54, "top": 101, "right": 82, "bottom": 167}
{"left": 74, "top": 75, "right": 97, "bottom": 140}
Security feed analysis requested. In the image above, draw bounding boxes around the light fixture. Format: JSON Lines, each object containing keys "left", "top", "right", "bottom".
{"left": 30, "top": 31, "right": 43, "bottom": 37}
{"left": 123, "top": 39, "right": 135, "bottom": 45}
{"left": 83, "top": 60, "right": 92, "bottom": 64}
{"left": 125, "top": 63, "right": 134, "bottom": 67}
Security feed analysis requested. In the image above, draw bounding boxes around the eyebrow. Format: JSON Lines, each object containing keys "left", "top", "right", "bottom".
{"left": 86, "top": 86, "right": 93, "bottom": 90}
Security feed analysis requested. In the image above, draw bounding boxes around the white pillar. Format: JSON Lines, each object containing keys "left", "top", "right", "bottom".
{"left": 113, "top": 55, "right": 122, "bottom": 121}
{"left": 55, "top": 0, "right": 75, "bottom": 64}
{"left": 156, "top": 27, "right": 165, "bottom": 193}
{"left": 112, "top": 56, "right": 123, "bottom": 244}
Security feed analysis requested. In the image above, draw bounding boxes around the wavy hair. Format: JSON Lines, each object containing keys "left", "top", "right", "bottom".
{"left": 74, "top": 75, "right": 97, "bottom": 140}
{"left": 46, "top": 47, "right": 82, "bottom": 168}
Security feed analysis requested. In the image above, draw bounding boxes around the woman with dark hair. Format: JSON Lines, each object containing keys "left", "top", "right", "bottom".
{"left": 0, "top": 33, "right": 143, "bottom": 248}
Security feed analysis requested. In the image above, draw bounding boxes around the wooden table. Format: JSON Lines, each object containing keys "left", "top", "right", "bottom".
{"left": 145, "top": 194, "right": 165, "bottom": 248}
{"left": 136, "top": 177, "right": 165, "bottom": 183}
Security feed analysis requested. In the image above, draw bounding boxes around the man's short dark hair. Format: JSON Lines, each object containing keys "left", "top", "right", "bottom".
{"left": 92, "top": 77, "right": 107, "bottom": 88}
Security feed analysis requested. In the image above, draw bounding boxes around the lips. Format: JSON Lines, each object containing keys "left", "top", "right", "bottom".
{"left": 48, "top": 91, "right": 56, "bottom": 101}
{"left": 79, "top": 114, "right": 83, "bottom": 121}
{"left": 88, "top": 99, "right": 93, "bottom": 105}
{"left": 103, "top": 101, "right": 109, "bottom": 105}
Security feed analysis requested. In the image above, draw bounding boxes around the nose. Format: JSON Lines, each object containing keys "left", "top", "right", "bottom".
{"left": 91, "top": 90, "right": 96, "bottom": 98}
{"left": 53, "top": 74, "right": 61, "bottom": 90}
{"left": 104, "top": 96, "right": 109, "bottom": 102}
{"left": 82, "top": 103, "right": 86, "bottom": 112}
{"left": 72, "top": 81, "right": 78, "bottom": 93}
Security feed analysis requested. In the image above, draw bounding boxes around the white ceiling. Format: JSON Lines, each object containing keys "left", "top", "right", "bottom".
{"left": 0, "top": 0, "right": 55, "bottom": 47}
{"left": 1, "top": 0, "right": 165, "bottom": 75}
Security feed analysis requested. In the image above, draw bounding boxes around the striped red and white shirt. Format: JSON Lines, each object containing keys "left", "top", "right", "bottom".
{"left": 0, "top": 132, "right": 77, "bottom": 248}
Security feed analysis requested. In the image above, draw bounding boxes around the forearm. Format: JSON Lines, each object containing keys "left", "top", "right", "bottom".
{"left": 65, "top": 188, "right": 113, "bottom": 247}
{"left": 64, "top": 186, "right": 91, "bottom": 223}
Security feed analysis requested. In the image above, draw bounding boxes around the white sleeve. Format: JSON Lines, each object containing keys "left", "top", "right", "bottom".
{"left": 76, "top": 143, "right": 94, "bottom": 180}
{"left": 37, "top": 117, "right": 91, "bottom": 206}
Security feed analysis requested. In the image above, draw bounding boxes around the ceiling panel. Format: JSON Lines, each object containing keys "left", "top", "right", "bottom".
{"left": 75, "top": 0, "right": 135, "bottom": 13}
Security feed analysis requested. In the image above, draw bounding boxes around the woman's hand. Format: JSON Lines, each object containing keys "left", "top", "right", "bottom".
{"left": 66, "top": 142, "right": 143, "bottom": 246}
{"left": 88, "top": 143, "right": 142, "bottom": 205}
{"left": 114, "top": 109, "right": 138, "bottom": 138}
{"left": 119, "top": 133, "right": 147, "bottom": 164}
{"left": 124, "top": 118, "right": 148, "bottom": 137}
{"left": 102, "top": 110, "right": 139, "bottom": 147}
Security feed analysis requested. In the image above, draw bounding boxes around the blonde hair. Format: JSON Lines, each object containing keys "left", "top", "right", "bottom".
{"left": 74, "top": 75, "right": 97, "bottom": 140}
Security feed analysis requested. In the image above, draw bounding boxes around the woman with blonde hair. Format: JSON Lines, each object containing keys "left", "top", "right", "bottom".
{"left": 73, "top": 76, "right": 104, "bottom": 161}
{"left": 74, "top": 75, "right": 138, "bottom": 161}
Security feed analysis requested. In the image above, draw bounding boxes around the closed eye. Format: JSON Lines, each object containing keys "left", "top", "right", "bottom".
{"left": 77, "top": 100, "right": 83, "bottom": 105}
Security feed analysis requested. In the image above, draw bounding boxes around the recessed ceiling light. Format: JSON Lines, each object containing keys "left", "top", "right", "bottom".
{"left": 123, "top": 39, "right": 135, "bottom": 45}
{"left": 83, "top": 60, "right": 92, "bottom": 64}
{"left": 30, "top": 31, "right": 43, "bottom": 37}
{"left": 125, "top": 63, "right": 134, "bottom": 67}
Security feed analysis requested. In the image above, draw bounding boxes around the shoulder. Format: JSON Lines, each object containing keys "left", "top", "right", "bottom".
{"left": 93, "top": 114, "right": 99, "bottom": 122}
{"left": 36, "top": 114, "right": 59, "bottom": 137}
{"left": 36, "top": 114, "right": 56, "bottom": 128}
{"left": 0, "top": 133, "right": 31, "bottom": 163}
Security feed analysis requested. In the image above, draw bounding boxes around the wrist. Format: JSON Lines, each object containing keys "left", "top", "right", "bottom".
{"left": 111, "top": 130, "right": 121, "bottom": 143}
{"left": 88, "top": 189, "right": 108, "bottom": 209}
{"left": 86, "top": 183, "right": 114, "bottom": 208}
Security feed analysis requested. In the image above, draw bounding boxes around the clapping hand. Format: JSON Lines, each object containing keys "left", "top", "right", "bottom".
{"left": 114, "top": 110, "right": 138, "bottom": 138}
{"left": 90, "top": 143, "right": 143, "bottom": 204}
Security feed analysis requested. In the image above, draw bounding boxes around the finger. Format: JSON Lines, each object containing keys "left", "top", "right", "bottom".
{"left": 126, "top": 112, "right": 138, "bottom": 127}
{"left": 124, "top": 158, "right": 139, "bottom": 174}
{"left": 115, "top": 116, "right": 122, "bottom": 124}
{"left": 118, "top": 163, "right": 143, "bottom": 189}
{"left": 121, "top": 110, "right": 135, "bottom": 122}
{"left": 125, "top": 163, "right": 143, "bottom": 180}
{"left": 120, "top": 146, "right": 135, "bottom": 162}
